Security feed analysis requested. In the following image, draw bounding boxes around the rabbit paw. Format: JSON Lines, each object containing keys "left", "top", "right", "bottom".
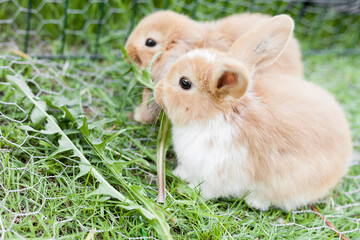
{"left": 133, "top": 106, "right": 144, "bottom": 122}
{"left": 245, "top": 195, "right": 271, "bottom": 211}
{"left": 133, "top": 105, "right": 156, "bottom": 124}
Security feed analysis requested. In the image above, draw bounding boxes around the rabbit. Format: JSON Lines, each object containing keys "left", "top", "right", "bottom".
{"left": 125, "top": 11, "right": 204, "bottom": 123}
{"left": 154, "top": 15, "right": 352, "bottom": 210}
{"left": 125, "top": 10, "right": 303, "bottom": 124}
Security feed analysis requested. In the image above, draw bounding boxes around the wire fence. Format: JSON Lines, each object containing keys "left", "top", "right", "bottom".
{"left": 0, "top": 54, "right": 162, "bottom": 239}
{"left": 0, "top": 0, "right": 359, "bottom": 58}
{"left": 0, "top": 0, "right": 360, "bottom": 239}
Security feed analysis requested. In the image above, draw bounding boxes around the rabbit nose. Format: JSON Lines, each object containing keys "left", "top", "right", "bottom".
{"left": 132, "top": 54, "right": 142, "bottom": 66}
{"left": 126, "top": 53, "right": 142, "bottom": 66}
{"left": 124, "top": 45, "right": 142, "bottom": 66}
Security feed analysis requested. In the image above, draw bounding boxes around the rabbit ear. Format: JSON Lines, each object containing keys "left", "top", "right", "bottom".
{"left": 212, "top": 57, "right": 250, "bottom": 99}
{"left": 228, "top": 14, "right": 294, "bottom": 71}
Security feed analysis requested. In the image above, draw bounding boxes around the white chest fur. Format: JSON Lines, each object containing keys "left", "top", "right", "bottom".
{"left": 172, "top": 116, "right": 251, "bottom": 199}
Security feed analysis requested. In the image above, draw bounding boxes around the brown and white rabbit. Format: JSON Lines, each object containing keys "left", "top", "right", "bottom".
{"left": 125, "top": 10, "right": 303, "bottom": 124}
{"left": 154, "top": 15, "right": 352, "bottom": 210}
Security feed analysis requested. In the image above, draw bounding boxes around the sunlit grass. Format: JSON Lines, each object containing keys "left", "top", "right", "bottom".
{"left": 0, "top": 52, "right": 359, "bottom": 239}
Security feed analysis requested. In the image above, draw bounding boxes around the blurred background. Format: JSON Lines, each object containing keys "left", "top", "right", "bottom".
{"left": 0, "top": 0, "right": 359, "bottom": 58}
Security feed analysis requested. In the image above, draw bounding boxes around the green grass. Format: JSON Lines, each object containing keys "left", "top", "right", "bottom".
{"left": 0, "top": 52, "right": 359, "bottom": 239}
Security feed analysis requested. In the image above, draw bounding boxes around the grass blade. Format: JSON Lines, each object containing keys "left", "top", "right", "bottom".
{"left": 8, "top": 74, "right": 127, "bottom": 203}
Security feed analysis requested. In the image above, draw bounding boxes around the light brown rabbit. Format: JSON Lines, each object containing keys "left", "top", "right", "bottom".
{"left": 154, "top": 15, "right": 352, "bottom": 210}
{"left": 125, "top": 10, "right": 303, "bottom": 123}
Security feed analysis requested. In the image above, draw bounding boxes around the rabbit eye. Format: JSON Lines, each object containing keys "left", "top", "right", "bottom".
{"left": 179, "top": 77, "right": 192, "bottom": 90}
{"left": 145, "top": 38, "right": 156, "bottom": 47}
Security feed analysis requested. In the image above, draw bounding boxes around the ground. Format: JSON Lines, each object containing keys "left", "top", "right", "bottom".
{"left": 0, "top": 52, "right": 359, "bottom": 239}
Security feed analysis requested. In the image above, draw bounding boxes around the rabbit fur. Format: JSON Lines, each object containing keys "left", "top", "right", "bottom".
{"left": 125, "top": 10, "right": 303, "bottom": 123}
{"left": 154, "top": 15, "right": 352, "bottom": 210}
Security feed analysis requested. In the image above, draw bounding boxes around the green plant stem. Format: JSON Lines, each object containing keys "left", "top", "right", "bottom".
{"left": 121, "top": 46, "right": 170, "bottom": 203}
{"left": 157, "top": 115, "right": 170, "bottom": 203}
